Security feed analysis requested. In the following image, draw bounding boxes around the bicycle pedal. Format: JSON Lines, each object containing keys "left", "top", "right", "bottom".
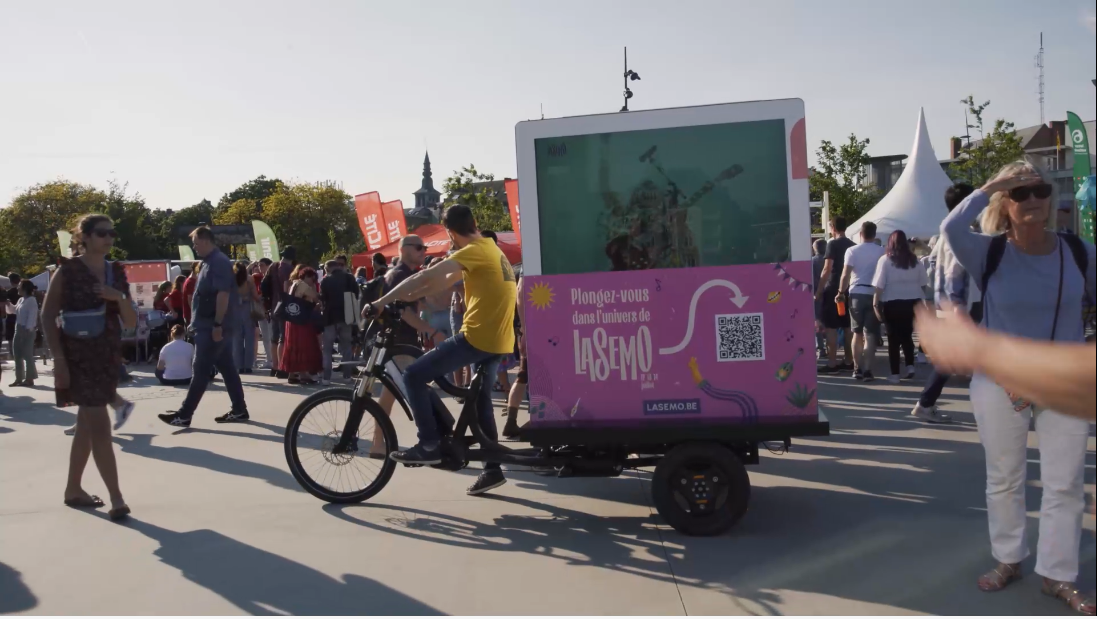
{"left": 401, "top": 462, "right": 424, "bottom": 468}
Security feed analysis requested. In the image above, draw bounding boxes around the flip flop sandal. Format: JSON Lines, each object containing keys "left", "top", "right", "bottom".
{"left": 108, "top": 505, "right": 131, "bottom": 522}
{"left": 977, "top": 563, "right": 1022, "bottom": 592}
{"left": 64, "top": 495, "right": 105, "bottom": 509}
{"left": 1042, "top": 581, "right": 1096, "bottom": 615}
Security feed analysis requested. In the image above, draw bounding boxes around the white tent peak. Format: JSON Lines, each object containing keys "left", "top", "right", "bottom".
{"left": 849, "top": 107, "right": 954, "bottom": 242}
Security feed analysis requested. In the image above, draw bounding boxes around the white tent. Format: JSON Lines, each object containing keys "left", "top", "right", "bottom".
{"left": 850, "top": 108, "right": 954, "bottom": 242}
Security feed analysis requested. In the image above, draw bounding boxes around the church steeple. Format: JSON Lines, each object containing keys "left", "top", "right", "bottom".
{"left": 412, "top": 150, "right": 442, "bottom": 213}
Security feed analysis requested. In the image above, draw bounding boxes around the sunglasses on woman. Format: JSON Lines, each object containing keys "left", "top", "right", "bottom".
{"left": 91, "top": 229, "right": 119, "bottom": 239}
{"left": 1008, "top": 183, "right": 1052, "bottom": 202}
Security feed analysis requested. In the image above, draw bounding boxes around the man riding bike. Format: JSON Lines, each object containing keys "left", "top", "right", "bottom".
{"left": 364, "top": 204, "right": 517, "bottom": 495}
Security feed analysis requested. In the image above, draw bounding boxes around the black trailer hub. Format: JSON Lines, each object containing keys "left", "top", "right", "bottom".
{"left": 673, "top": 467, "right": 728, "bottom": 514}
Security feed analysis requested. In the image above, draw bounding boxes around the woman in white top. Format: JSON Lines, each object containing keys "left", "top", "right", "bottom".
{"left": 157, "top": 324, "right": 195, "bottom": 386}
{"left": 5, "top": 280, "right": 40, "bottom": 387}
{"left": 872, "top": 230, "right": 928, "bottom": 383}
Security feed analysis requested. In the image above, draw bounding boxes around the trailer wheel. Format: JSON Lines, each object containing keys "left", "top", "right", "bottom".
{"left": 652, "top": 442, "right": 749, "bottom": 536}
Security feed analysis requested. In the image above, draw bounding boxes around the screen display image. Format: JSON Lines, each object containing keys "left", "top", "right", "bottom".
{"left": 534, "top": 119, "right": 790, "bottom": 276}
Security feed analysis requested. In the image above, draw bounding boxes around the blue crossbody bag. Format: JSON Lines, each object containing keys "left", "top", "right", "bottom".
{"left": 59, "top": 260, "right": 114, "bottom": 339}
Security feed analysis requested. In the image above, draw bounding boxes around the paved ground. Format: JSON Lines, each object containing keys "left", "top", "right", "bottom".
{"left": 1, "top": 354, "right": 1093, "bottom": 616}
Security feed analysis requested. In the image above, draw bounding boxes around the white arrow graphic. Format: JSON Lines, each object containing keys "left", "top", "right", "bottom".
{"left": 659, "top": 279, "right": 749, "bottom": 355}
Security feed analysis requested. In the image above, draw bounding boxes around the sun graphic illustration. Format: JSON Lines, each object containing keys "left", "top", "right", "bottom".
{"left": 528, "top": 282, "right": 556, "bottom": 310}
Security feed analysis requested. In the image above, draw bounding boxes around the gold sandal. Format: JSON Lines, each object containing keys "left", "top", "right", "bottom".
{"left": 1042, "top": 580, "right": 1095, "bottom": 616}
{"left": 977, "top": 562, "right": 1022, "bottom": 592}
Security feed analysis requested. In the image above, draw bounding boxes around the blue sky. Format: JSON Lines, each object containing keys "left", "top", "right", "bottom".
{"left": 2, "top": 0, "right": 1095, "bottom": 211}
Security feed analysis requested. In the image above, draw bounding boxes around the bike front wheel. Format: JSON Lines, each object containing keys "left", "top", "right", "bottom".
{"left": 284, "top": 388, "right": 398, "bottom": 503}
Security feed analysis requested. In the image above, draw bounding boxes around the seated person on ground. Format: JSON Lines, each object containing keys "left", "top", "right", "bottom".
{"left": 157, "top": 324, "right": 195, "bottom": 386}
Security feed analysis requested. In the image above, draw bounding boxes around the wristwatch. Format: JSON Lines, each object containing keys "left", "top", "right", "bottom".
{"left": 213, "top": 321, "right": 223, "bottom": 328}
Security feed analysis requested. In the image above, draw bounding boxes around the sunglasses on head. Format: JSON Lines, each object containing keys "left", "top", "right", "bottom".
{"left": 1008, "top": 183, "right": 1052, "bottom": 202}
{"left": 91, "top": 229, "right": 118, "bottom": 239}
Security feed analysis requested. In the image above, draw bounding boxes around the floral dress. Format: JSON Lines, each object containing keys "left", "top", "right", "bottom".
{"left": 55, "top": 258, "right": 130, "bottom": 408}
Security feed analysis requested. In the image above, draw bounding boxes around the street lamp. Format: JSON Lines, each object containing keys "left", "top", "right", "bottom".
{"left": 620, "top": 47, "right": 641, "bottom": 112}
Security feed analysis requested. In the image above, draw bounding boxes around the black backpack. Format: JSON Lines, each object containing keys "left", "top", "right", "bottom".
{"left": 980, "top": 232, "right": 1091, "bottom": 336}
{"left": 980, "top": 233, "right": 1088, "bottom": 295}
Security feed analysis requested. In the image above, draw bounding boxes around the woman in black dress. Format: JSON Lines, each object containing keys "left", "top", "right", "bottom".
{"left": 41, "top": 214, "right": 137, "bottom": 520}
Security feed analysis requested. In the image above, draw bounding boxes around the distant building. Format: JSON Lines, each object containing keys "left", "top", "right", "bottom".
{"left": 863, "top": 155, "right": 908, "bottom": 194}
{"left": 945, "top": 119, "right": 1096, "bottom": 232}
{"left": 406, "top": 152, "right": 443, "bottom": 230}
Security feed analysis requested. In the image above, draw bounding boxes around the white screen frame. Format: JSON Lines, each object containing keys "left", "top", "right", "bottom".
{"left": 514, "top": 98, "right": 809, "bottom": 276}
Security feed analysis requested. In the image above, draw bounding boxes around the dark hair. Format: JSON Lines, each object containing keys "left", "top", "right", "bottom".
{"left": 190, "top": 226, "right": 215, "bottom": 243}
{"left": 860, "top": 221, "right": 877, "bottom": 241}
{"left": 372, "top": 252, "right": 387, "bottom": 266}
{"left": 886, "top": 230, "right": 918, "bottom": 269}
{"left": 335, "top": 254, "right": 348, "bottom": 264}
{"left": 944, "top": 183, "right": 975, "bottom": 212}
{"left": 19, "top": 280, "right": 34, "bottom": 295}
{"left": 831, "top": 216, "right": 847, "bottom": 233}
{"left": 172, "top": 274, "right": 186, "bottom": 292}
{"left": 233, "top": 261, "right": 249, "bottom": 286}
{"left": 73, "top": 214, "right": 113, "bottom": 248}
{"left": 7, "top": 272, "right": 20, "bottom": 283}
{"left": 812, "top": 239, "right": 827, "bottom": 255}
{"left": 481, "top": 230, "right": 499, "bottom": 245}
{"left": 259, "top": 257, "right": 273, "bottom": 266}
{"left": 280, "top": 246, "right": 297, "bottom": 263}
{"left": 325, "top": 259, "right": 339, "bottom": 271}
{"left": 170, "top": 324, "right": 186, "bottom": 339}
{"left": 296, "top": 266, "right": 318, "bottom": 281}
{"left": 355, "top": 267, "right": 367, "bottom": 279}
{"left": 442, "top": 204, "right": 477, "bottom": 236}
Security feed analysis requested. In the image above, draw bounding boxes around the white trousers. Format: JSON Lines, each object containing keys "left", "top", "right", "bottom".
{"left": 256, "top": 319, "right": 273, "bottom": 369}
{"left": 970, "top": 374, "right": 1091, "bottom": 582}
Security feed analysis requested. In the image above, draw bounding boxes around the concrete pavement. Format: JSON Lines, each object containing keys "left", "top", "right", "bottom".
{"left": 1, "top": 356, "right": 1093, "bottom": 615}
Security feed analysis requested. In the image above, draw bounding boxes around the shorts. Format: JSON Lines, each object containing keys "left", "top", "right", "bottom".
{"left": 272, "top": 318, "right": 286, "bottom": 344}
{"left": 429, "top": 310, "right": 453, "bottom": 339}
{"left": 820, "top": 289, "right": 851, "bottom": 330}
{"left": 848, "top": 292, "right": 880, "bottom": 336}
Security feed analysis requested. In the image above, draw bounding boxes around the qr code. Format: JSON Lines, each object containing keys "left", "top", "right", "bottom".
{"left": 715, "top": 313, "right": 764, "bottom": 362}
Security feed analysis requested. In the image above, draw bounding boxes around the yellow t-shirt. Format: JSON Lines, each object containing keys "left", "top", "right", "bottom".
{"left": 450, "top": 237, "right": 516, "bottom": 354}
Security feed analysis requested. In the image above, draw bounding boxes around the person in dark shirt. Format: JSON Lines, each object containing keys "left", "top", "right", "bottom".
{"left": 319, "top": 259, "right": 358, "bottom": 383}
{"left": 4, "top": 273, "right": 20, "bottom": 345}
{"left": 814, "top": 217, "right": 855, "bottom": 372}
{"left": 157, "top": 227, "right": 249, "bottom": 427}
{"left": 267, "top": 246, "right": 296, "bottom": 377}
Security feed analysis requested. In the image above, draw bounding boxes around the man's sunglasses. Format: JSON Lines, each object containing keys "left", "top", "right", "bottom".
{"left": 1008, "top": 183, "right": 1053, "bottom": 202}
{"left": 405, "top": 244, "right": 425, "bottom": 251}
{"left": 91, "top": 229, "right": 119, "bottom": 239}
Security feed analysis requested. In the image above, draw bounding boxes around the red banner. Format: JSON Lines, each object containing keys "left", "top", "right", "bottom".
{"left": 121, "top": 261, "right": 170, "bottom": 309}
{"left": 381, "top": 199, "right": 407, "bottom": 245}
{"left": 354, "top": 192, "right": 386, "bottom": 250}
{"left": 504, "top": 179, "right": 521, "bottom": 245}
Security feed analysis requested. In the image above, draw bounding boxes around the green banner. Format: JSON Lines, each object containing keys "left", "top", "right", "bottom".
{"left": 246, "top": 244, "right": 260, "bottom": 262}
{"left": 1066, "top": 112, "right": 1093, "bottom": 243}
{"left": 57, "top": 230, "right": 73, "bottom": 258}
{"left": 177, "top": 245, "right": 195, "bottom": 262}
{"left": 251, "top": 220, "right": 279, "bottom": 261}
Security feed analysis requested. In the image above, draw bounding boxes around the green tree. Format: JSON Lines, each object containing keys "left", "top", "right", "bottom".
{"left": 0, "top": 180, "right": 109, "bottom": 275}
{"left": 442, "top": 165, "right": 512, "bottom": 232}
{"left": 262, "top": 182, "right": 359, "bottom": 266}
{"left": 949, "top": 97, "right": 1025, "bottom": 186}
{"left": 216, "top": 175, "right": 283, "bottom": 214}
{"left": 808, "top": 134, "right": 882, "bottom": 224}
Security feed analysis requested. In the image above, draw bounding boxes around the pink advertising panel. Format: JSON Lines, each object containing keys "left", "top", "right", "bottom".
{"left": 523, "top": 262, "right": 818, "bottom": 427}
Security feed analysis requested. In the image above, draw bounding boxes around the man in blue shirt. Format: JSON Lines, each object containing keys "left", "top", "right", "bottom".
{"left": 159, "top": 226, "right": 250, "bottom": 427}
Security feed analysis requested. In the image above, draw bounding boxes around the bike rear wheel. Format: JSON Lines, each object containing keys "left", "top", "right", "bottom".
{"left": 284, "top": 388, "right": 397, "bottom": 503}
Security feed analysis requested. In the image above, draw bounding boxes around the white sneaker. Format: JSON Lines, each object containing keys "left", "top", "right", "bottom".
{"left": 911, "top": 403, "right": 952, "bottom": 424}
{"left": 320, "top": 379, "right": 330, "bottom": 387}
{"left": 905, "top": 365, "right": 917, "bottom": 379}
{"left": 887, "top": 374, "right": 901, "bottom": 385}
{"left": 113, "top": 400, "right": 135, "bottom": 431}
{"left": 916, "top": 352, "right": 928, "bottom": 364}
{"left": 64, "top": 424, "right": 77, "bottom": 436}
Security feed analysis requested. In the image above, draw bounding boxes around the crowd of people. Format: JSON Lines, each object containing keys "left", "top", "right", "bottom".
{"left": 1, "top": 158, "right": 1093, "bottom": 614}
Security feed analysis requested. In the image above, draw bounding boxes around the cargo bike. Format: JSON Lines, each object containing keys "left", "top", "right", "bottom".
{"left": 283, "top": 99, "right": 829, "bottom": 536}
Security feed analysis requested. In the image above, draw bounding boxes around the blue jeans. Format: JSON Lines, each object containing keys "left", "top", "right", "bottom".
{"left": 179, "top": 328, "right": 248, "bottom": 419}
{"left": 403, "top": 333, "right": 501, "bottom": 466}
{"left": 232, "top": 311, "right": 256, "bottom": 371}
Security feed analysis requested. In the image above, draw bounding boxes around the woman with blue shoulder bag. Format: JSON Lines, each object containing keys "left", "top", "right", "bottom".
{"left": 41, "top": 214, "right": 138, "bottom": 522}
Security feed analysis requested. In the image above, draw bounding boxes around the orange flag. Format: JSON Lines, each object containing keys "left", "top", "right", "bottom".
{"left": 504, "top": 179, "right": 521, "bottom": 244}
{"left": 381, "top": 200, "right": 407, "bottom": 245}
{"left": 354, "top": 192, "right": 386, "bottom": 249}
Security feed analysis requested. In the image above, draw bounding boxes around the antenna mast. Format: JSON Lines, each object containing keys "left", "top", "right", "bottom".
{"left": 1035, "top": 32, "right": 1045, "bottom": 125}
